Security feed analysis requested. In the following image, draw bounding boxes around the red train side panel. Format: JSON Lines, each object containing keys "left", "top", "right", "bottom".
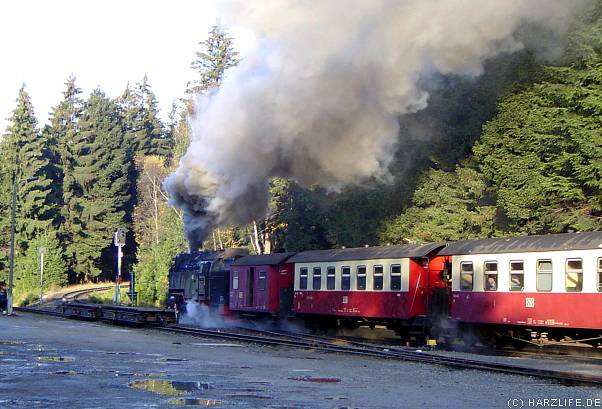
{"left": 441, "top": 233, "right": 602, "bottom": 332}
{"left": 452, "top": 292, "right": 602, "bottom": 330}
{"left": 293, "top": 259, "right": 429, "bottom": 319}
{"left": 290, "top": 243, "right": 446, "bottom": 322}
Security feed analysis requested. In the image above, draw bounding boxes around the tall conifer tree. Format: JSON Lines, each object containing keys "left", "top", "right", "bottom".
{"left": 69, "top": 89, "right": 132, "bottom": 280}
{"left": 0, "top": 86, "right": 66, "bottom": 296}
{"left": 187, "top": 25, "right": 240, "bottom": 96}
{"left": 120, "top": 75, "right": 169, "bottom": 158}
{"left": 44, "top": 76, "right": 84, "bottom": 260}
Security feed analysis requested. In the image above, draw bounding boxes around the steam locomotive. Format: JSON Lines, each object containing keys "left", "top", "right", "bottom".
{"left": 167, "top": 231, "right": 602, "bottom": 346}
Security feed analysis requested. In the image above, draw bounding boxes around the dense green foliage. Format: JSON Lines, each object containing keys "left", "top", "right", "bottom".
{"left": 46, "top": 76, "right": 84, "bottom": 240}
{"left": 132, "top": 156, "right": 187, "bottom": 306}
{"left": 121, "top": 75, "right": 171, "bottom": 157}
{"left": 0, "top": 87, "right": 66, "bottom": 301}
{"left": 380, "top": 166, "right": 496, "bottom": 243}
{"left": 382, "top": 2, "right": 602, "bottom": 243}
{"left": 69, "top": 90, "right": 133, "bottom": 280}
{"left": 474, "top": 65, "right": 602, "bottom": 233}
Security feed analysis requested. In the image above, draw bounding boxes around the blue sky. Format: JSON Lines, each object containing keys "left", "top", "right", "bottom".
{"left": 0, "top": 0, "right": 252, "bottom": 131}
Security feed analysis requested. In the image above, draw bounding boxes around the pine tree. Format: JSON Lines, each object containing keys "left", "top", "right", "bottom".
{"left": 43, "top": 76, "right": 84, "bottom": 275}
{"left": 186, "top": 25, "right": 240, "bottom": 96}
{"left": 0, "top": 86, "right": 64, "bottom": 294}
{"left": 120, "top": 75, "right": 169, "bottom": 158}
{"left": 68, "top": 89, "right": 133, "bottom": 280}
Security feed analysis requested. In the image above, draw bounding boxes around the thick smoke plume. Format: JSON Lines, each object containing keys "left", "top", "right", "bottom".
{"left": 166, "top": 0, "right": 584, "bottom": 249}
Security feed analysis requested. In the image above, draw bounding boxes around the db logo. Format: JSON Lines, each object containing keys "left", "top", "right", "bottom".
{"left": 507, "top": 398, "right": 524, "bottom": 408}
{"left": 525, "top": 297, "right": 535, "bottom": 308}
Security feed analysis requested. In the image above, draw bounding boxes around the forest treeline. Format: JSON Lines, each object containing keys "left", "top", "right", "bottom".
{"left": 1, "top": 3, "right": 601, "bottom": 306}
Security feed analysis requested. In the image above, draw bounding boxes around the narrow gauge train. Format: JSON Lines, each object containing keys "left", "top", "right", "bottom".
{"left": 167, "top": 231, "right": 602, "bottom": 346}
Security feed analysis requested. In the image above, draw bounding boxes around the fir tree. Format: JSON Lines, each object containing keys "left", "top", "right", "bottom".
{"left": 186, "top": 25, "right": 240, "bottom": 96}
{"left": 120, "top": 75, "right": 169, "bottom": 158}
{"left": 68, "top": 89, "right": 132, "bottom": 280}
{"left": 0, "top": 86, "right": 64, "bottom": 292}
{"left": 43, "top": 76, "right": 84, "bottom": 270}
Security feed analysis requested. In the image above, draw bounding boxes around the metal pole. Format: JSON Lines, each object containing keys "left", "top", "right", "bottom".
{"left": 115, "top": 245, "right": 122, "bottom": 305}
{"left": 39, "top": 251, "right": 44, "bottom": 305}
{"left": 129, "top": 270, "right": 136, "bottom": 306}
{"left": 113, "top": 229, "right": 125, "bottom": 305}
{"left": 7, "top": 174, "right": 17, "bottom": 315}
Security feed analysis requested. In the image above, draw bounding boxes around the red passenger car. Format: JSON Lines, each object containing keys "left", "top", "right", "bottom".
{"left": 229, "top": 253, "right": 295, "bottom": 316}
{"left": 442, "top": 232, "right": 602, "bottom": 343}
{"left": 290, "top": 244, "right": 446, "bottom": 334}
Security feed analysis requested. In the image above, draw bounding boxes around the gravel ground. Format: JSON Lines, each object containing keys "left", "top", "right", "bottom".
{"left": 0, "top": 313, "right": 600, "bottom": 409}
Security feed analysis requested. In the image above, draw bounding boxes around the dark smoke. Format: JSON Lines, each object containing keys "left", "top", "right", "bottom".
{"left": 165, "top": 0, "right": 586, "bottom": 249}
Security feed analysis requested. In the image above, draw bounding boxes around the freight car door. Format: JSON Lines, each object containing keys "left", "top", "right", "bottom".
{"left": 247, "top": 267, "right": 255, "bottom": 307}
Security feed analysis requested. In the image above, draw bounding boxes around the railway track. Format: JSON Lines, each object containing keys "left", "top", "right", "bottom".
{"left": 157, "top": 324, "right": 602, "bottom": 387}
{"left": 61, "top": 285, "right": 115, "bottom": 302}
{"left": 234, "top": 323, "right": 602, "bottom": 364}
{"left": 14, "top": 305, "right": 602, "bottom": 387}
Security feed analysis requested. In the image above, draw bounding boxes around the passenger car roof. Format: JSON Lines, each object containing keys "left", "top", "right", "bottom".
{"left": 174, "top": 248, "right": 249, "bottom": 264}
{"left": 288, "top": 243, "right": 445, "bottom": 263}
{"left": 231, "top": 252, "right": 296, "bottom": 266}
{"left": 438, "top": 232, "right": 602, "bottom": 256}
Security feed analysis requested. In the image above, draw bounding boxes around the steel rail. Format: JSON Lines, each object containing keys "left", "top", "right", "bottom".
{"left": 61, "top": 285, "right": 117, "bottom": 301}
{"left": 160, "top": 325, "right": 602, "bottom": 387}
{"left": 14, "top": 306, "right": 63, "bottom": 317}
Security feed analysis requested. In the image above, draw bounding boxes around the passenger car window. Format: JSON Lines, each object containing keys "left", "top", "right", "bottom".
{"left": 484, "top": 261, "right": 498, "bottom": 291}
{"left": 460, "top": 262, "right": 473, "bottom": 291}
{"left": 509, "top": 261, "right": 524, "bottom": 291}
{"left": 373, "top": 265, "right": 383, "bottom": 290}
{"left": 341, "top": 267, "right": 351, "bottom": 290}
{"left": 327, "top": 266, "right": 336, "bottom": 290}
{"left": 313, "top": 267, "right": 322, "bottom": 290}
{"left": 299, "top": 268, "right": 308, "bottom": 290}
{"left": 232, "top": 271, "right": 239, "bottom": 290}
{"left": 258, "top": 271, "right": 267, "bottom": 291}
{"left": 357, "top": 265, "right": 366, "bottom": 290}
{"left": 536, "top": 259, "right": 553, "bottom": 291}
{"left": 598, "top": 258, "right": 602, "bottom": 292}
{"left": 390, "top": 264, "right": 401, "bottom": 291}
{"left": 565, "top": 259, "right": 582, "bottom": 292}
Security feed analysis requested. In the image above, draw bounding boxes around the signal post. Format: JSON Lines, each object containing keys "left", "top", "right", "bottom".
{"left": 113, "top": 229, "right": 126, "bottom": 305}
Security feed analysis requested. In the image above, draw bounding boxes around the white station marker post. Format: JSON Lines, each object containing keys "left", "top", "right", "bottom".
{"left": 113, "top": 229, "right": 126, "bottom": 305}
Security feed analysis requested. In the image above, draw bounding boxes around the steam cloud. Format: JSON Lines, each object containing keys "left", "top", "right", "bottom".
{"left": 165, "top": 0, "right": 584, "bottom": 249}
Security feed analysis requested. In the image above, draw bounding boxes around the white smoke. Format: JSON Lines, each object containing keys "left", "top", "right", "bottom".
{"left": 165, "top": 0, "right": 585, "bottom": 249}
{"left": 179, "top": 301, "right": 226, "bottom": 328}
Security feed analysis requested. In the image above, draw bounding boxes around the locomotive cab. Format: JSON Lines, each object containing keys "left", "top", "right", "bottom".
{"left": 167, "top": 248, "right": 248, "bottom": 309}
